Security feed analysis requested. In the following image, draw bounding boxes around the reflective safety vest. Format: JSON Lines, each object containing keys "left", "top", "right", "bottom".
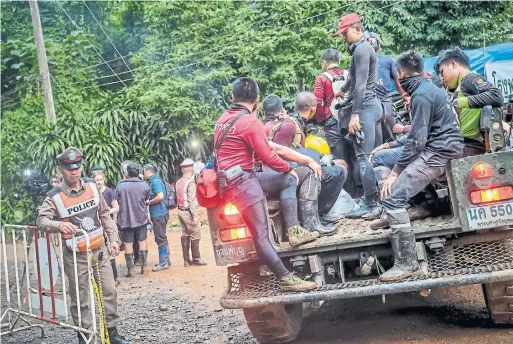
{"left": 267, "top": 115, "right": 303, "bottom": 149}
{"left": 176, "top": 177, "right": 194, "bottom": 209}
{"left": 50, "top": 180, "right": 104, "bottom": 252}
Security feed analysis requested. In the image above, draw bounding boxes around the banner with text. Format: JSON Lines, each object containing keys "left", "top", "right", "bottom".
{"left": 485, "top": 60, "right": 513, "bottom": 99}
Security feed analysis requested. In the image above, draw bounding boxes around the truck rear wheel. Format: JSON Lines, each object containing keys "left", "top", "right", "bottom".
{"left": 483, "top": 280, "right": 513, "bottom": 324}
{"left": 243, "top": 303, "right": 303, "bottom": 343}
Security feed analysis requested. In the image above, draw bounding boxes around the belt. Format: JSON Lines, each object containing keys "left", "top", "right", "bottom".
{"left": 178, "top": 207, "right": 190, "bottom": 211}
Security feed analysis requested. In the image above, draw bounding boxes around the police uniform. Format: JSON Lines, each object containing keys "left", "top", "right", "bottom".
{"left": 36, "top": 148, "right": 130, "bottom": 344}
{"left": 177, "top": 158, "right": 206, "bottom": 267}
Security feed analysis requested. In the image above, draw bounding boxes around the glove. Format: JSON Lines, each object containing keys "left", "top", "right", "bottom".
{"left": 452, "top": 97, "right": 469, "bottom": 109}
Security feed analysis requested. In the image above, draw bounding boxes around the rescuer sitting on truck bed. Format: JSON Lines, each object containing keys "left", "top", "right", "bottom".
{"left": 214, "top": 77, "right": 319, "bottom": 292}
{"left": 434, "top": 47, "right": 504, "bottom": 157}
{"left": 371, "top": 51, "right": 464, "bottom": 282}
{"left": 262, "top": 93, "right": 347, "bottom": 227}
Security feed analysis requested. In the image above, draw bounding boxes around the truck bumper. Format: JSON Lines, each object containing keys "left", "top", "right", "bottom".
{"left": 221, "top": 237, "right": 513, "bottom": 309}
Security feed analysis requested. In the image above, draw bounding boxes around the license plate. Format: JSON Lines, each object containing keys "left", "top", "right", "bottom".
{"left": 466, "top": 200, "right": 513, "bottom": 230}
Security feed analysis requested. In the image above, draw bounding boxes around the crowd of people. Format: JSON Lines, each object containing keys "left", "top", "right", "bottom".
{"left": 37, "top": 149, "right": 207, "bottom": 344}
{"left": 205, "top": 12, "right": 506, "bottom": 291}
{"left": 34, "top": 10, "right": 509, "bottom": 344}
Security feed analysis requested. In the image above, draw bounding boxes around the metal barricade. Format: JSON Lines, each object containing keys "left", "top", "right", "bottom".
{"left": 0, "top": 224, "right": 100, "bottom": 343}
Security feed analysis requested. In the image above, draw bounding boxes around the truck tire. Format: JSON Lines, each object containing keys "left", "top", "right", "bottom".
{"left": 243, "top": 303, "right": 303, "bottom": 343}
{"left": 483, "top": 280, "right": 513, "bottom": 325}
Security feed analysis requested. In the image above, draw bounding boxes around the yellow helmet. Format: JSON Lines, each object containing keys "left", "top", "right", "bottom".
{"left": 305, "top": 135, "right": 330, "bottom": 156}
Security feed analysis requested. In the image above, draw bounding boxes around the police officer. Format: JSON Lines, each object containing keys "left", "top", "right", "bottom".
{"left": 177, "top": 158, "right": 207, "bottom": 267}
{"left": 36, "top": 148, "right": 130, "bottom": 344}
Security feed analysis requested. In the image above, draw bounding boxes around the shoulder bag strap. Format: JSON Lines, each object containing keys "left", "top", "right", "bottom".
{"left": 214, "top": 110, "right": 249, "bottom": 152}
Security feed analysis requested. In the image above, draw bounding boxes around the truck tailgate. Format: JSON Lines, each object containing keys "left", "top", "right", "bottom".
{"left": 276, "top": 215, "right": 461, "bottom": 256}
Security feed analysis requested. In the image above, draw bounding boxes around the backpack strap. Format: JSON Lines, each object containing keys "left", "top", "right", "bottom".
{"left": 268, "top": 115, "right": 303, "bottom": 149}
{"left": 322, "top": 71, "right": 335, "bottom": 83}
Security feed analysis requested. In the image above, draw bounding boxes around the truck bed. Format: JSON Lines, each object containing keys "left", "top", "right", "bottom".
{"left": 276, "top": 215, "right": 461, "bottom": 256}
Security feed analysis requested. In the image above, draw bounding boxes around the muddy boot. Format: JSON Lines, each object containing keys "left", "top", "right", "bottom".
{"left": 124, "top": 253, "right": 134, "bottom": 278}
{"left": 379, "top": 232, "right": 420, "bottom": 282}
{"left": 370, "top": 212, "right": 390, "bottom": 230}
{"left": 152, "top": 247, "right": 170, "bottom": 272}
{"left": 287, "top": 225, "right": 319, "bottom": 247}
{"left": 408, "top": 205, "right": 433, "bottom": 221}
{"left": 280, "top": 274, "right": 318, "bottom": 292}
{"left": 107, "top": 327, "right": 131, "bottom": 344}
{"left": 191, "top": 240, "right": 207, "bottom": 266}
{"left": 140, "top": 250, "right": 149, "bottom": 275}
{"left": 298, "top": 200, "right": 337, "bottom": 237}
{"left": 181, "top": 236, "right": 192, "bottom": 267}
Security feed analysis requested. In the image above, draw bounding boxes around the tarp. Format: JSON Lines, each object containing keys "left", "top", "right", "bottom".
{"left": 424, "top": 43, "right": 513, "bottom": 77}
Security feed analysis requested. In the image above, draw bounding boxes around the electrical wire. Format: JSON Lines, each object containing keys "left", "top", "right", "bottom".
{"left": 59, "top": 3, "right": 128, "bottom": 87}
{"left": 82, "top": 1, "right": 134, "bottom": 77}
{"left": 69, "top": 1, "right": 360, "bottom": 87}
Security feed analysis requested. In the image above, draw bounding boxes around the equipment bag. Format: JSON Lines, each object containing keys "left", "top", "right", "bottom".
{"left": 322, "top": 70, "right": 349, "bottom": 120}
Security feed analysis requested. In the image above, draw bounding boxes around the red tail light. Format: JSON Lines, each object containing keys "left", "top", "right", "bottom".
{"left": 470, "top": 186, "right": 513, "bottom": 204}
{"left": 470, "top": 162, "right": 494, "bottom": 189}
{"left": 471, "top": 162, "right": 494, "bottom": 179}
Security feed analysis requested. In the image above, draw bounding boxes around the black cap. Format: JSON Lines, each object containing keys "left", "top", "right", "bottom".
{"left": 56, "top": 147, "right": 83, "bottom": 170}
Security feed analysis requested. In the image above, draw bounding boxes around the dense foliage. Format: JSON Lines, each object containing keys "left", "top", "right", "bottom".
{"left": 2, "top": 0, "right": 513, "bottom": 223}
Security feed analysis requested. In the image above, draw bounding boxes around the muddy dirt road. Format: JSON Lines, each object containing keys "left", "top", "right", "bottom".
{"left": 3, "top": 215, "right": 513, "bottom": 344}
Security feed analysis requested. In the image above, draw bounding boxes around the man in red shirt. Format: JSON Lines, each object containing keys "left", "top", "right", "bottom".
{"left": 314, "top": 48, "right": 361, "bottom": 198}
{"left": 214, "top": 77, "right": 318, "bottom": 292}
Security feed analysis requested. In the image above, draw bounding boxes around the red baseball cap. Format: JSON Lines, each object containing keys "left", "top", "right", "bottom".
{"left": 196, "top": 168, "right": 222, "bottom": 208}
{"left": 333, "top": 13, "right": 361, "bottom": 37}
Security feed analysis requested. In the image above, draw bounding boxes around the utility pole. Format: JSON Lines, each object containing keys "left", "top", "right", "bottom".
{"left": 29, "top": 0, "right": 56, "bottom": 123}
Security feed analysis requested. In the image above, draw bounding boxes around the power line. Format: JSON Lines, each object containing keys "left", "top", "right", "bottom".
{"left": 50, "top": 73, "right": 66, "bottom": 95}
{"left": 59, "top": 3, "right": 128, "bottom": 87}
{"left": 60, "top": 4, "right": 291, "bottom": 74}
{"left": 75, "top": 52, "right": 134, "bottom": 72}
{"left": 82, "top": 1, "right": 134, "bottom": 78}
{"left": 75, "top": 0, "right": 404, "bottom": 91}
{"left": 70, "top": 2, "right": 359, "bottom": 87}
{"left": 78, "top": 49, "right": 239, "bottom": 90}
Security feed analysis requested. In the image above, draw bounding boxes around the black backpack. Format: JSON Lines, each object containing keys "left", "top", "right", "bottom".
{"left": 152, "top": 177, "right": 177, "bottom": 210}
{"left": 164, "top": 181, "right": 177, "bottom": 210}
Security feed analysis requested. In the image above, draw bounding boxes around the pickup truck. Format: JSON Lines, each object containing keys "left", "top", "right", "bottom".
{"left": 206, "top": 106, "right": 513, "bottom": 343}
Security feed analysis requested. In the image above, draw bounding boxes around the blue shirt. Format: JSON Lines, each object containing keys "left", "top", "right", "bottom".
{"left": 148, "top": 175, "right": 168, "bottom": 217}
{"left": 376, "top": 53, "right": 398, "bottom": 101}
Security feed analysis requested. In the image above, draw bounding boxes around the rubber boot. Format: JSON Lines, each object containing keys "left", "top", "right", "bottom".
{"left": 280, "top": 273, "right": 318, "bottom": 292}
{"left": 287, "top": 225, "right": 319, "bottom": 247}
{"left": 124, "top": 253, "right": 134, "bottom": 278}
{"left": 107, "top": 327, "right": 131, "bottom": 344}
{"left": 133, "top": 241, "right": 140, "bottom": 266}
{"left": 379, "top": 232, "right": 420, "bottom": 282}
{"left": 152, "top": 248, "right": 170, "bottom": 271}
{"left": 181, "top": 236, "right": 192, "bottom": 267}
{"left": 298, "top": 200, "right": 337, "bottom": 236}
{"left": 140, "top": 250, "right": 149, "bottom": 275}
{"left": 191, "top": 240, "right": 207, "bottom": 266}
